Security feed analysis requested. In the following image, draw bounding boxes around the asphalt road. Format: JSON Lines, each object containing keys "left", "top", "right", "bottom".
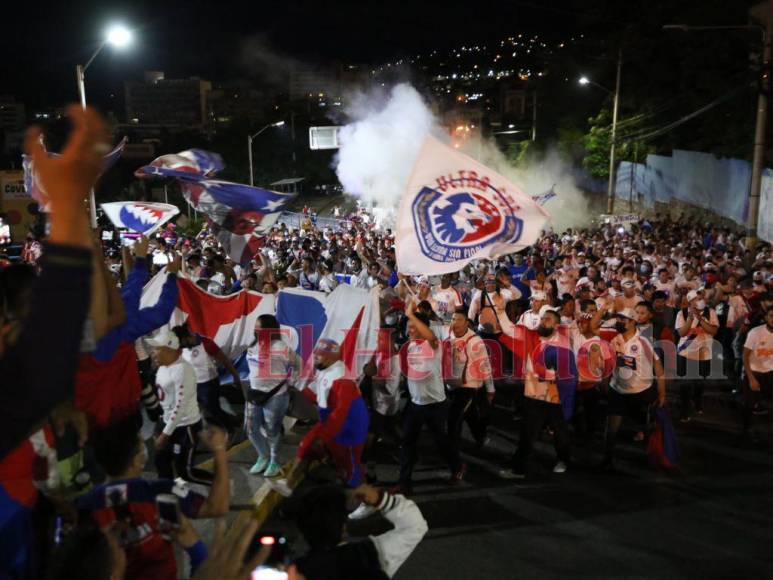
{"left": 188, "top": 383, "right": 773, "bottom": 580}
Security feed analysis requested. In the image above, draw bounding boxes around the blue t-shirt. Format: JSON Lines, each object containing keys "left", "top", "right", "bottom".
{"left": 508, "top": 264, "right": 531, "bottom": 299}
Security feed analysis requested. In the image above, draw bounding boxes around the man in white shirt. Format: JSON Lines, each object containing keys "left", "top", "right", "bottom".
{"left": 517, "top": 291, "right": 547, "bottom": 331}
{"left": 147, "top": 330, "right": 212, "bottom": 485}
{"left": 446, "top": 309, "right": 495, "bottom": 452}
{"left": 742, "top": 308, "right": 773, "bottom": 437}
{"left": 394, "top": 304, "right": 465, "bottom": 495}
{"left": 602, "top": 308, "right": 666, "bottom": 470}
{"left": 675, "top": 288, "right": 718, "bottom": 421}
{"left": 432, "top": 274, "right": 463, "bottom": 323}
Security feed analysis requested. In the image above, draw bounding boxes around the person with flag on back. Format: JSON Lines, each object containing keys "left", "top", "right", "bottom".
{"left": 268, "top": 338, "right": 369, "bottom": 499}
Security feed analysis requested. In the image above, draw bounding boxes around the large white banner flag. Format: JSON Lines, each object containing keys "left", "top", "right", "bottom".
{"left": 396, "top": 135, "right": 549, "bottom": 275}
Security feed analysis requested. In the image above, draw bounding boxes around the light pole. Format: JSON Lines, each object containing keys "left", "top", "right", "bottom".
{"left": 76, "top": 24, "right": 133, "bottom": 228}
{"left": 579, "top": 48, "right": 623, "bottom": 214}
{"left": 664, "top": 7, "right": 772, "bottom": 247}
{"left": 247, "top": 121, "right": 285, "bottom": 186}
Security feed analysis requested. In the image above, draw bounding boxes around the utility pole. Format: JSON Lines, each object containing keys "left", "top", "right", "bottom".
{"left": 531, "top": 91, "right": 537, "bottom": 141}
{"left": 606, "top": 48, "right": 623, "bottom": 214}
{"left": 748, "top": 0, "right": 773, "bottom": 248}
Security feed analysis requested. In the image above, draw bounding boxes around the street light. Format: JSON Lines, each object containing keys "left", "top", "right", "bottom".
{"left": 248, "top": 121, "right": 285, "bottom": 186}
{"left": 578, "top": 48, "right": 623, "bottom": 214}
{"left": 76, "top": 23, "right": 134, "bottom": 228}
{"left": 664, "top": 14, "right": 770, "bottom": 247}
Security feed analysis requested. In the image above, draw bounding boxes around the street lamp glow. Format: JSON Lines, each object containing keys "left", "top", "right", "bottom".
{"left": 273, "top": 121, "right": 285, "bottom": 127}
{"left": 105, "top": 24, "right": 132, "bottom": 48}
{"left": 578, "top": 76, "right": 590, "bottom": 85}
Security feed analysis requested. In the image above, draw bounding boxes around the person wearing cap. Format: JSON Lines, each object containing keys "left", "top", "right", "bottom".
{"left": 269, "top": 338, "right": 369, "bottom": 498}
{"left": 148, "top": 329, "right": 213, "bottom": 485}
{"left": 602, "top": 307, "right": 667, "bottom": 470}
{"left": 508, "top": 307, "right": 577, "bottom": 478}
{"left": 517, "top": 290, "right": 547, "bottom": 331}
{"left": 615, "top": 278, "right": 643, "bottom": 313}
{"left": 675, "top": 288, "right": 718, "bottom": 422}
{"left": 317, "top": 259, "right": 338, "bottom": 293}
{"left": 393, "top": 302, "right": 466, "bottom": 494}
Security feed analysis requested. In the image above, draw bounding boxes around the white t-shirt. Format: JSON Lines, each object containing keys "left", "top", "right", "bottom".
{"left": 611, "top": 331, "right": 658, "bottom": 394}
{"left": 676, "top": 308, "right": 719, "bottom": 361}
{"left": 432, "top": 287, "right": 463, "bottom": 321}
{"left": 405, "top": 340, "right": 446, "bottom": 405}
{"left": 156, "top": 358, "right": 201, "bottom": 435}
{"left": 182, "top": 340, "right": 218, "bottom": 383}
{"left": 246, "top": 338, "right": 298, "bottom": 394}
{"left": 517, "top": 309, "right": 541, "bottom": 331}
{"left": 744, "top": 325, "right": 773, "bottom": 373}
{"left": 309, "top": 359, "right": 346, "bottom": 409}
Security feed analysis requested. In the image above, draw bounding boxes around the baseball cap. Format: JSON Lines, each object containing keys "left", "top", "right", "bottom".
{"left": 686, "top": 289, "right": 703, "bottom": 302}
{"left": 538, "top": 305, "right": 559, "bottom": 317}
{"left": 531, "top": 291, "right": 547, "bottom": 301}
{"left": 576, "top": 276, "right": 592, "bottom": 289}
{"left": 416, "top": 276, "right": 429, "bottom": 286}
{"left": 313, "top": 338, "right": 341, "bottom": 355}
{"left": 616, "top": 307, "right": 637, "bottom": 321}
{"left": 703, "top": 262, "right": 717, "bottom": 271}
{"left": 146, "top": 330, "right": 180, "bottom": 350}
{"left": 621, "top": 279, "right": 635, "bottom": 288}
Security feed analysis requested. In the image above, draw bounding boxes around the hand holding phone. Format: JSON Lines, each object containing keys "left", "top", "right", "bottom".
{"left": 156, "top": 494, "right": 181, "bottom": 540}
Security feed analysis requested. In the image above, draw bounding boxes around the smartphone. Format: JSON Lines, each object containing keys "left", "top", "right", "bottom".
{"left": 156, "top": 494, "right": 181, "bottom": 540}
{"left": 248, "top": 533, "right": 289, "bottom": 579}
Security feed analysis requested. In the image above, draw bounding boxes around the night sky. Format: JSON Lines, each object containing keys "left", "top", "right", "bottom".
{"left": 5, "top": 0, "right": 584, "bottom": 109}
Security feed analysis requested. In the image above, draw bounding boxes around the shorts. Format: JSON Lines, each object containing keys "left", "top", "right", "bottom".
{"left": 607, "top": 386, "right": 656, "bottom": 418}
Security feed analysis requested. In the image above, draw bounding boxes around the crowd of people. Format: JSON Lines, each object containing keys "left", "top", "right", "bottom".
{"left": 1, "top": 107, "right": 772, "bottom": 580}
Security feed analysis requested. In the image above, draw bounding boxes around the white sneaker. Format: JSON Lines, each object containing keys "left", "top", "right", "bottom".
{"left": 348, "top": 502, "right": 377, "bottom": 520}
{"left": 267, "top": 478, "right": 293, "bottom": 498}
{"left": 553, "top": 461, "right": 568, "bottom": 474}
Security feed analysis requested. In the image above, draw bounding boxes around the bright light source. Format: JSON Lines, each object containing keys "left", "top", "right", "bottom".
{"left": 105, "top": 24, "right": 132, "bottom": 48}
{"left": 578, "top": 76, "right": 590, "bottom": 85}
{"left": 273, "top": 121, "right": 285, "bottom": 127}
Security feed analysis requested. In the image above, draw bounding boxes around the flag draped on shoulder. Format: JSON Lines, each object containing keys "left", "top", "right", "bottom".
{"left": 135, "top": 149, "right": 295, "bottom": 264}
{"left": 396, "top": 135, "right": 549, "bottom": 275}
{"left": 23, "top": 137, "right": 127, "bottom": 211}
{"left": 275, "top": 284, "right": 380, "bottom": 378}
{"left": 100, "top": 202, "right": 179, "bottom": 236}
{"left": 140, "top": 270, "right": 275, "bottom": 359}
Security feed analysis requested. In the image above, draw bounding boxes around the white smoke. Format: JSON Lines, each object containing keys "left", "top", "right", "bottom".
{"left": 462, "top": 138, "right": 593, "bottom": 232}
{"left": 335, "top": 84, "right": 439, "bottom": 214}
{"left": 335, "top": 82, "right": 592, "bottom": 232}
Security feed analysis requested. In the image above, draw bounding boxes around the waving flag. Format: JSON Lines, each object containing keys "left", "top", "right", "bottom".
{"left": 140, "top": 271, "right": 275, "bottom": 359}
{"left": 23, "top": 137, "right": 127, "bottom": 211}
{"left": 396, "top": 135, "right": 549, "bottom": 275}
{"left": 275, "top": 284, "right": 380, "bottom": 378}
{"left": 531, "top": 185, "right": 557, "bottom": 207}
{"left": 135, "top": 149, "right": 295, "bottom": 264}
{"left": 101, "top": 202, "right": 179, "bottom": 236}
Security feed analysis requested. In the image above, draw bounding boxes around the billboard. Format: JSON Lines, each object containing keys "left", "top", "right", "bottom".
{"left": 0, "top": 170, "right": 37, "bottom": 241}
{"left": 309, "top": 126, "right": 341, "bottom": 150}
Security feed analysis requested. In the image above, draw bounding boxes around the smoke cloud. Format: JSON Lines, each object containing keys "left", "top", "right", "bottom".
{"left": 335, "top": 82, "right": 592, "bottom": 232}
{"left": 335, "top": 83, "right": 440, "bottom": 211}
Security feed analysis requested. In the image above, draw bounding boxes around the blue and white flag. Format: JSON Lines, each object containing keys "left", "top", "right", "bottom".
{"left": 531, "top": 185, "right": 557, "bottom": 206}
{"left": 100, "top": 202, "right": 180, "bottom": 236}
{"left": 334, "top": 273, "right": 356, "bottom": 285}
{"left": 135, "top": 149, "right": 296, "bottom": 264}
{"left": 275, "top": 285, "right": 380, "bottom": 377}
{"left": 396, "top": 135, "right": 549, "bottom": 275}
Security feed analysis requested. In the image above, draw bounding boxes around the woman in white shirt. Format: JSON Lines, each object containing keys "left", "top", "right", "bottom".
{"left": 675, "top": 289, "right": 719, "bottom": 422}
{"left": 245, "top": 314, "right": 300, "bottom": 477}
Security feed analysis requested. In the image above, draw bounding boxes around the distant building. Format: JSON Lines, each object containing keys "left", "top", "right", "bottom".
{"left": 209, "top": 81, "right": 276, "bottom": 127}
{"left": 289, "top": 63, "right": 367, "bottom": 106}
{"left": 124, "top": 71, "right": 212, "bottom": 129}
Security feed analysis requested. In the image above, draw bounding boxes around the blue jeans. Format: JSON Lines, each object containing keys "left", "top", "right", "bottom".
{"left": 245, "top": 390, "right": 290, "bottom": 463}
